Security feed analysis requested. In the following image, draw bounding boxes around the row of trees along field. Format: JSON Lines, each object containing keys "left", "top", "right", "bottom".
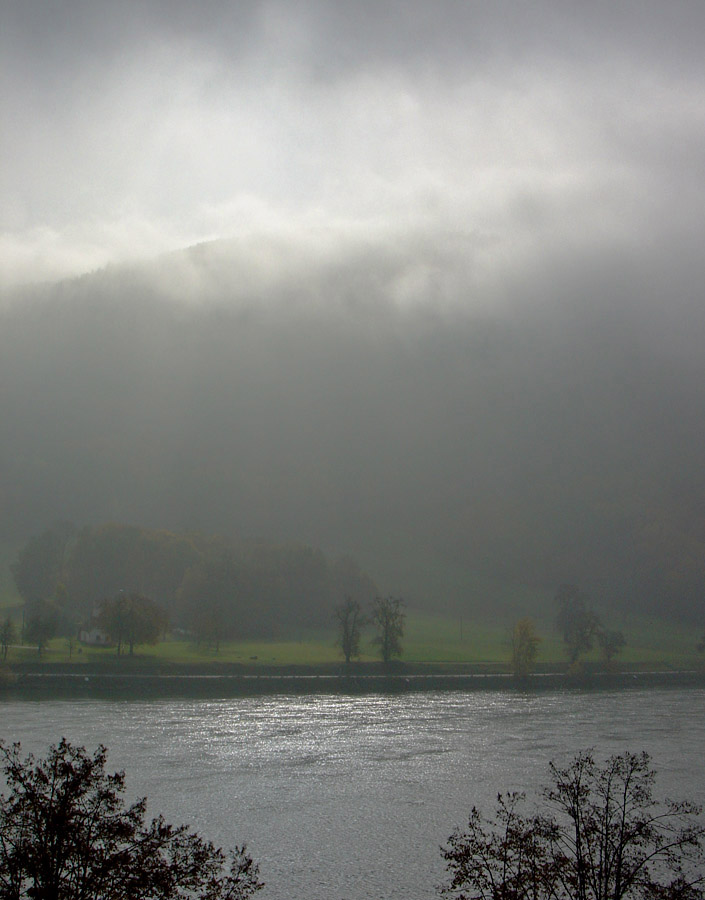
{"left": 9, "top": 522, "right": 379, "bottom": 650}
{"left": 508, "top": 583, "right": 633, "bottom": 676}
{"left": 2, "top": 740, "right": 703, "bottom": 899}
{"left": 333, "top": 586, "right": 638, "bottom": 673}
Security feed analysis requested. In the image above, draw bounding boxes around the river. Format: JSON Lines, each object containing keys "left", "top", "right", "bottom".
{"left": 2, "top": 686, "right": 704, "bottom": 899}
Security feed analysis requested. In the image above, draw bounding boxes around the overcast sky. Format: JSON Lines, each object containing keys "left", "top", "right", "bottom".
{"left": 2, "top": 2, "right": 705, "bottom": 617}
{"left": 2, "top": 0, "right": 704, "bottom": 289}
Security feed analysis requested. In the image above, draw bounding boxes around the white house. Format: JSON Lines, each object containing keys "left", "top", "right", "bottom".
{"left": 79, "top": 606, "right": 111, "bottom": 646}
{"left": 78, "top": 624, "right": 111, "bottom": 646}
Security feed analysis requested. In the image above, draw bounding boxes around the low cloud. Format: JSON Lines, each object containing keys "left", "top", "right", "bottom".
{"left": 2, "top": 2, "right": 704, "bottom": 292}
{"left": 2, "top": 3, "right": 705, "bottom": 621}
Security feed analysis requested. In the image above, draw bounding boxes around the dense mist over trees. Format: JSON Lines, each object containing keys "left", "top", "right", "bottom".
{"left": 11, "top": 522, "right": 378, "bottom": 640}
{"left": 1, "top": 237, "right": 705, "bottom": 622}
{"left": 3, "top": 1, "right": 705, "bottom": 625}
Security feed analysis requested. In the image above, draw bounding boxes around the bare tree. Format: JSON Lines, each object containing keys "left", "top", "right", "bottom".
{"left": 371, "top": 596, "right": 405, "bottom": 663}
{"left": 335, "top": 596, "right": 365, "bottom": 663}
{"left": 442, "top": 749, "right": 704, "bottom": 900}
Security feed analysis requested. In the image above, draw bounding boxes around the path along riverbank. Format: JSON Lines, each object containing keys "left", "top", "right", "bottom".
{"left": 2, "top": 667, "right": 704, "bottom": 699}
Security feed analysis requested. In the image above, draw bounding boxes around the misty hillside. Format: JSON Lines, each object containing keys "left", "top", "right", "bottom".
{"left": 2, "top": 234, "right": 704, "bottom": 623}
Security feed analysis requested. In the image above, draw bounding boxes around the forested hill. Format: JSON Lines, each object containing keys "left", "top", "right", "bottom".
{"left": 11, "top": 523, "right": 378, "bottom": 641}
{"left": 1, "top": 237, "right": 704, "bottom": 623}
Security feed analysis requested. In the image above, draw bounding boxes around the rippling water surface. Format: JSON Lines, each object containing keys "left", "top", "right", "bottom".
{"left": 2, "top": 688, "right": 704, "bottom": 899}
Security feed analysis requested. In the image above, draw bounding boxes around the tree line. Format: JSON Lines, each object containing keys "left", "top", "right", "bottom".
{"left": 9, "top": 522, "right": 378, "bottom": 653}
{"left": 1, "top": 740, "right": 702, "bottom": 899}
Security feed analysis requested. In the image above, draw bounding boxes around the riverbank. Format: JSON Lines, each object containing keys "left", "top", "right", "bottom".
{"left": 2, "top": 663, "right": 704, "bottom": 699}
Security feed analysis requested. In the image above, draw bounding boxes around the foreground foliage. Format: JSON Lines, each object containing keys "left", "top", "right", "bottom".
{"left": 0, "top": 739, "right": 263, "bottom": 900}
{"left": 442, "top": 749, "right": 704, "bottom": 900}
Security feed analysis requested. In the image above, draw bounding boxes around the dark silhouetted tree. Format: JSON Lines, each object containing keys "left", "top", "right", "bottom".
{"left": 0, "top": 617, "right": 16, "bottom": 661}
{"left": 24, "top": 599, "right": 59, "bottom": 657}
{"left": 555, "top": 584, "right": 601, "bottom": 664}
{"left": 510, "top": 617, "right": 541, "bottom": 677}
{"left": 597, "top": 627, "right": 627, "bottom": 668}
{"left": 99, "top": 592, "right": 167, "bottom": 656}
{"left": 371, "top": 595, "right": 405, "bottom": 663}
{"left": 0, "top": 739, "right": 263, "bottom": 900}
{"left": 335, "top": 596, "right": 365, "bottom": 663}
{"left": 442, "top": 749, "right": 704, "bottom": 900}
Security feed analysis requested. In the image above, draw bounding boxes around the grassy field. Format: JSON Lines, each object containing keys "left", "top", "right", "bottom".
{"left": 4, "top": 609, "right": 702, "bottom": 672}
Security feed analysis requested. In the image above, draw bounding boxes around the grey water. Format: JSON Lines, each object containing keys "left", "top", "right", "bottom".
{"left": 2, "top": 688, "right": 704, "bottom": 899}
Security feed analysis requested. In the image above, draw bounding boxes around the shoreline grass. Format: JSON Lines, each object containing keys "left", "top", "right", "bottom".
{"left": 3, "top": 610, "right": 702, "bottom": 674}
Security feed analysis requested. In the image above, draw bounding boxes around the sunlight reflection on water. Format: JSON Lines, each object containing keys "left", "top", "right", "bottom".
{"left": 2, "top": 688, "right": 703, "bottom": 900}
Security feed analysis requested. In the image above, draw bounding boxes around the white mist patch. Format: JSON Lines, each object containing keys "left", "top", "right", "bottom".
{"left": 4, "top": 1, "right": 703, "bottom": 294}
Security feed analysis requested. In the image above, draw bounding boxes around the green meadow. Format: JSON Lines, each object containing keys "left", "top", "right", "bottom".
{"left": 2, "top": 608, "right": 701, "bottom": 672}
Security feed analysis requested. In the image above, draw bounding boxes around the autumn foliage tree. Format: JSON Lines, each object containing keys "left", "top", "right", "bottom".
{"left": 0, "top": 739, "right": 263, "bottom": 900}
{"left": 510, "top": 617, "right": 541, "bottom": 677}
{"left": 99, "top": 592, "right": 167, "bottom": 656}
